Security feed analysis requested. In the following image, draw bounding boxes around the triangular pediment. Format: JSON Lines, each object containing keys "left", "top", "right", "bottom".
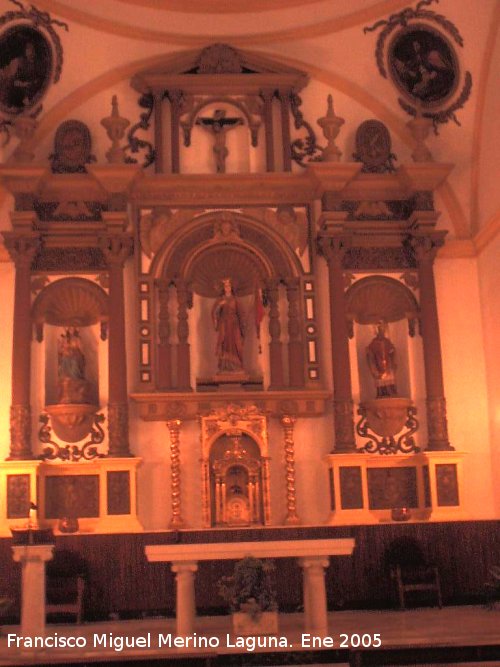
{"left": 131, "top": 44, "right": 308, "bottom": 95}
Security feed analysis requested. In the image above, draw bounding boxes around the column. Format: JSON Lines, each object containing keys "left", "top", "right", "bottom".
{"left": 298, "top": 556, "right": 330, "bottom": 634}
{"left": 153, "top": 90, "right": 165, "bottom": 174}
{"left": 4, "top": 234, "right": 39, "bottom": 460}
{"left": 260, "top": 89, "right": 275, "bottom": 172}
{"left": 261, "top": 458, "right": 271, "bottom": 524}
{"left": 168, "top": 89, "right": 183, "bottom": 174}
{"left": 281, "top": 414, "right": 300, "bottom": 525}
{"left": 175, "top": 279, "right": 192, "bottom": 390}
{"left": 278, "top": 89, "right": 292, "bottom": 171}
{"left": 413, "top": 234, "right": 453, "bottom": 451}
{"left": 318, "top": 234, "right": 356, "bottom": 451}
{"left": 286, "top": 277, "right": 305, "bottom": 387}
{"left": 171, "top": 561, "right": 198, "bottom": 636}
{"left": 100, "top": 235, "right": 133, "bottom": 457}
{"left": 156, "top": 278, "right": 172, "bottom": 389}
{"left": 266, "top": 279, "right": 284, "bottom": 389}
{"left": 12, "top": 544, "right": 54, "bottom": 636}
{"left": 167, "top": 418, "right": 183, "bottom": 527}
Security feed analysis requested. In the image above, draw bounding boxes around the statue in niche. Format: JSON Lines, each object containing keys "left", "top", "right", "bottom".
{"left": 57, "top": 327, "right": 91, "bottom": 404}
{"left": 196, "top": 109, "right": 243, "bottom": 173}
{"left": 366, "top": 321, "right": 397, "bottom": 398}
{"left": 212, "top": 278, "right": 245, "bottom": 373}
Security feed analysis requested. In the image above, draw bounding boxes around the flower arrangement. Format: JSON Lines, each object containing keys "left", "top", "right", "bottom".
{"left": 217, "top": 556, "right": 278, "bottom": 621}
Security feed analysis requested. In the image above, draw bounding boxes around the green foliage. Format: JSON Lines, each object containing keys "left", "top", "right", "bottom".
{"left": 217, "top": 557, "right": 278, "bottom": 619}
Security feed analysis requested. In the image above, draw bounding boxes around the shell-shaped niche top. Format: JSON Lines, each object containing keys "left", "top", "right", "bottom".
{"left": 345, "top": 275, "right": 419, "bottom": 333}
{"left": 32, "top": 277, "right": 109, "bottom": 341}
{"left": 187, "top": 245, "right": 266, "bottom": 298}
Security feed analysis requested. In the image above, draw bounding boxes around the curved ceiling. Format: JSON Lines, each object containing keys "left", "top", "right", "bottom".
{"left": 116, "top": 0, "right": 327, "bottom": 12}
{"left": 33, "top": 0, "right": 411, "bottom": 43}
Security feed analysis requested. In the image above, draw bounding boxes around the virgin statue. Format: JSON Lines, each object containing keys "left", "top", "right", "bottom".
{"left": 57, "top": 327, "right": 90, "bottom": 403}
{"left": 211, "top": 278, "right": 245, "bottom": 373}
{"left": 58, "top": 327, "right": 86, "bottom": 381}
{"left": 366, "top": 321, "right": 397, "bottom": 397}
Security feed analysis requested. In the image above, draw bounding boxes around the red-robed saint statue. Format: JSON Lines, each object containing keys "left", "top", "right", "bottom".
{"left": 212, "top": 278, "right": 245, "bottom": 372}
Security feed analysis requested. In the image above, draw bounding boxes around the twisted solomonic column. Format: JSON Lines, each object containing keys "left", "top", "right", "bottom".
{"left": 167, "top": 418, "right": 184, "bottom": 528}
{"left": 280, "top": 413, "right": 300, "bottom": 525}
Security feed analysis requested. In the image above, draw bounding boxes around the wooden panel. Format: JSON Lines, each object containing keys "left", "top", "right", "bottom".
{"left": 107, "top": 471, "right": 131, "bottom": 515}
{"left": 0, "top": 521, "right": 498, "bottom": 621}
{"left": 339, "top": 466, "right": 363, "bottom": 509}
{"left": 45, "top": 475, "right": 99, "bottom": 519}
{"left": 367, "top": 467, "right": 418, "bottom": 510}
{"left": 7, "top": 474, "right": 30, "bottom": 519}
{"left": 436, "top": 464, "right": 459, "bottom": 506}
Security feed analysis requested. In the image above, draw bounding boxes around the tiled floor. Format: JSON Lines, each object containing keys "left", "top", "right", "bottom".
{"left": 0, "top": 606, "right": 499, "bottom": 666}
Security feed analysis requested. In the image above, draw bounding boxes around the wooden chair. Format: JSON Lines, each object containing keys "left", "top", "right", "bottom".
{"left": 46, "top": 550, "right": 86, "bottom": 624}
{"left": 385, "top": 537, "right": 442, "bottom": 610}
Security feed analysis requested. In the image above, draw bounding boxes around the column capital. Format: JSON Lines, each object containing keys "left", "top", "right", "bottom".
{"left": 317, "top": 234, "right": 350, "bottom": 264}
{"left": 280, "top": 413, "right": 297, "bottom": 427}
{"left": 175, "top": 283, "right": 193, "bottom": 312}
{"left": 167, "top": 89, "right": 185, "bottom": 109}
{"left": 3, "top": 233, "right": 40, "bottom": 267}
{"left": 12, "top": 544, "right": 54, "bottom": 563}
{"left": 155, "top": 277, "right": 172, "bottom": 293}
{"left": 298, "top": 555, "right": 330, "bottom": 569}
{"left": 152, "top": 88, "right": 166, "bottom": 103}
{"left": 259, "top": 88, "right": 276, "bottom": 102}
{"left": 277, "top": 87, "right": 292, "bottom": 100}
{"left": 99, "top": 235, "right": 133, "bottom": 267}
{"left": 410, "top": 232, "right": 446, "bottom": 265}
{"left": 171, "top": 561, "right": 198, "bottom": 574}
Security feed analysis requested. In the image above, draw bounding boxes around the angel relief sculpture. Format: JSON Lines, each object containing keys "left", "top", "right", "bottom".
{"left": 259, "top": 205, "right": 308, "bottom": 258}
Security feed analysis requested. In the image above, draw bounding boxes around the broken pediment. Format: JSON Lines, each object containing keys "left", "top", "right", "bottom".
{"left": 131, "top": 43, "right": 308, "bottom": 96}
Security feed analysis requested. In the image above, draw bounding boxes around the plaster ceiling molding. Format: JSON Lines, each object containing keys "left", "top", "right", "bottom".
{"left": 345, "top": 274, "right": 419, "bottom": 335}
{"left": 115, "top": 0, "right": 337, "bottom": 13}
{"left": 187, "top": 245, "right": 265, "bottom": 298}
{"left": 31, "top": 276, "right": 109, "bottom": 340}
{"left": 31, "top": 0, "right": 412, "bottom": 45}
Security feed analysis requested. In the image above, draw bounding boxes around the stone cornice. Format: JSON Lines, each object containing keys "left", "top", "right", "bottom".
{"left": 131, "top": 389, "right": 331, "bottom": 420}
{"left": 132, "top": 72, "right": 308, "bottom": 97}
{"left": 0, "top": 161, "right": 455, "bottom": 210}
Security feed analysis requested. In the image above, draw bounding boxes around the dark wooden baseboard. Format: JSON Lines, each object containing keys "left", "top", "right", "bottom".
{"left": 0, "top": 520, "right": 498, "bottom": 621}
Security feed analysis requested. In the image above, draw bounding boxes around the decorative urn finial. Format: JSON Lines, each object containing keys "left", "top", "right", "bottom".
{"left": 317, "top": 94, "right": 345, "bottom": 162}
{"left": 100, "top": 95, "right": 130, "bottom": 164}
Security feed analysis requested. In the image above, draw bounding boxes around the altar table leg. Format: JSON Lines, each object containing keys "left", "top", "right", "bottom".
{"left": 12, "top": 544, "right": 54, "bottom": 637}
{"left": 171, "top": 561, "right": 198, "bottom": 636}
{"left": 298, "top": 556, "right": 330, "bottom": 634}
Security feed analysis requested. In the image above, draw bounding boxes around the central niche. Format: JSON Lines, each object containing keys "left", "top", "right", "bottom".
{"left": 188, "top": 235, "right": 267, "bottom": 387}
{"left": 210, "top": 432, "right": 263, "bottom": 526}
{"left": 200, "top": 405, "right": 271, "bottom": 528}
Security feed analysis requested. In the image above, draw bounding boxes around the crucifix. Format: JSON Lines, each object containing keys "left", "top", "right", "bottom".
{"left": 196, "top": 109, "right": 243, "bottom": 173}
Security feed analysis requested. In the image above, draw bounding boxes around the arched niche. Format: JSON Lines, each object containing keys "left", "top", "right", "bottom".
{"left": 149, "top": 210, "right": 306, "bottom": 389}
{"left": 345, "top": 276, "right": 419, "bottom": 402}
{"left": 200, "top": 405, "right": 271, "bottom": 527}
{"left": 31, "top": 278, "right": 108, "bottom": 411}
{"left": 345, "top": 275, "right": 419, "bottom": 336}
{"left": 181, "top": 99, "right": 261, "bottom": 174}
{"left": 32, "top": 277, "right": 109, "bottom": 343}
{"left": 210, "top": 432, "right": 263, "bottom": 526}
{"left": 151, "top": 210, "right": 301, "bottom": 281}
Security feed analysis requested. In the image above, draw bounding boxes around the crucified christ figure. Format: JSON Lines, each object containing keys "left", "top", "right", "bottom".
{"left": 196, "top": 109, "right": 243, "bottom": 173}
